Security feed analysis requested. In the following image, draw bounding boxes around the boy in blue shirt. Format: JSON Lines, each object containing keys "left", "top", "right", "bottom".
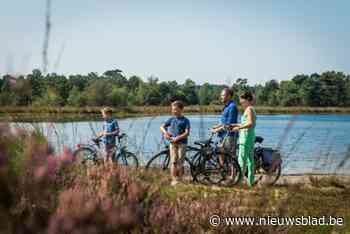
{"left": 160, "top": 101, "right": 191, "bottom": 186}
{"left": 98, "top": 107, "right": 119, "bottom": 162}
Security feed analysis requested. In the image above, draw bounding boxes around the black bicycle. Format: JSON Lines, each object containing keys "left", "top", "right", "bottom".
{"left": 188, "top": 132, "right": 241, "bottom": 186}
{"left": 73, "top": 133, "right": 139, "bottom": 168}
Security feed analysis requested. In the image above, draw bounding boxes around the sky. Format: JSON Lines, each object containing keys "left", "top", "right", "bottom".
{"left": 1, "top": 0, "right": 349, "bottom": 85}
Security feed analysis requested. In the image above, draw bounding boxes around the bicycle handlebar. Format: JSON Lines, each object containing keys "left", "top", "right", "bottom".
{"left": 92, "top": 133, "right": 127, "bottom": 144}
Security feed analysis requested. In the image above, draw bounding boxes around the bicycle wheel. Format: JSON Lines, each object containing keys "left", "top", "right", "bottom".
{"left": 205, "top": 155, "right": 225, "bottom": 185}
{"left": 115, "top": 151, "right": 139, "bottom": 168}
{"left": 185, "top": 146, "right": 200, "bottom": 179}
{"left": 220, "top": 156, "right": 241, "bottom": 186}
{"left": 73, "top": 147, "right": 97, "bottom": 166}
{"left": 190, "top": 151, "right": 223, "bottom": 185}
{"left": 259, "top": 162, "right": 282, "bottom": 186}
{"left": 145, "top": 150, "right": 170, "bottom": 171}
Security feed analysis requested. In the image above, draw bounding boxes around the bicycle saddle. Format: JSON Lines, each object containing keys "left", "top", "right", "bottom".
{"left": 118, "top": 133, "right": 126, "bottom": 140}
{"left": 194, "top": 139, "right": 212, "bottom": 147}
{"left": 255, "top": 136, "right": 264, "bottom": 144}
{"left": 92, "top": 138, "right": 102, "bottom": 144}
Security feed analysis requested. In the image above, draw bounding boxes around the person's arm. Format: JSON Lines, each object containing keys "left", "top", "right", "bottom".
{"left": 227, "top": 104, "right": 238, "bottom": 124}
{"left": 211, "top": 124, "right": 224, "bottom": 133}
{"left": 172, "top": 128, "right": 189, "bottom": 143}
{"left": 160, "top": 119, "right": 172, "bottom": 139}
{"left": 97, "top": 124, "right": 106, "bottom": 137}
{"left": 232, "top": 107, "right": 254, "bottom": 131}
{"left": 103, "top": 120, "right": 119, "bottom": 136}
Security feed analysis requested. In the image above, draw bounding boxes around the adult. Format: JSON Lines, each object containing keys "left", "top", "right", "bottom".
{"left": 211, "top": 87, "right": 238, "bottom": 156}
{"left": 230, "top": 91, "right": 256, "bottom": 187}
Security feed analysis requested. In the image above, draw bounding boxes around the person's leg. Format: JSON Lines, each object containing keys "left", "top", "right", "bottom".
{"left": 232, "top": 135, "right": 237, "bottom": 158}
{"left": 169, "top": 143, "right": 179, "bottom": 182}
{"left": 246, "top": 143, "right": 255, "bottom": 187}
{"left": 177, "top": 143, "right": 186, "bottom": 178}
{"left": 105, "top": 144, "right": 113, "bottom": 162}
{"left": 226, "top": 136, "right": 236, "bottom": 178}
{"left": 238, "top": 144, "right": 247, "bottom": 184}
{"left": 218, "top": 138, "right": 226, "bottom": 167}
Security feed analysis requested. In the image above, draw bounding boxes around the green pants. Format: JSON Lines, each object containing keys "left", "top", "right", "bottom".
{"left": 238, "top": 143, "right": 255, "bottom": 187}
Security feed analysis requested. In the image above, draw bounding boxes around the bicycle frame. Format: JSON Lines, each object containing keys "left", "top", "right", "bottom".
{"left": 76, "top": 133, "right": 128, "bottom": 161}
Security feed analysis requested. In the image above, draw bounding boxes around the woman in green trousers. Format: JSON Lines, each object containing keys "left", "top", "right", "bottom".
{"left": 230, "top": 91, "right": 256, "bottom": 187}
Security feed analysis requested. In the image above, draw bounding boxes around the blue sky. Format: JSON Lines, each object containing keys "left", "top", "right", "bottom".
{"left": 1, "top": 0, "right": 349, "bottom": 85}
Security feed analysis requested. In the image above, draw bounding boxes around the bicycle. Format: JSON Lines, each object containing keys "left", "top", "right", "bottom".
{"left": 73, "top": 133, "right": 139, "bottom": 168}
{"left": 145, "top": 131, "right": 242, "bottom": 186}
{"left": 250, "top": 136, "right": 282, "bottom": 185}
{"left": 188, "top": 131, "right": 241, "bottom": 186}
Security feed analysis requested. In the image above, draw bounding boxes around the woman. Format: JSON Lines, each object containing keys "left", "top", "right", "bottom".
{"left": 230, "top": 91, "right": 256, "bottom": 187}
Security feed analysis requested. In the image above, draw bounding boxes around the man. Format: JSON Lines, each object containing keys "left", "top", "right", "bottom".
{"left": 211, "top": 87, "right": 238, "bottom": 156}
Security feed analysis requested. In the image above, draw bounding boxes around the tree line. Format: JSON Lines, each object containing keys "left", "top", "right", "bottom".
{"left": 1, "top": 69, "right": 349, "bottom": 107}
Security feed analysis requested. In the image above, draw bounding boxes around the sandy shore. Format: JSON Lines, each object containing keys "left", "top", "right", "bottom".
{"left": 275, "top": 174, "right": 350, "bottom": 186}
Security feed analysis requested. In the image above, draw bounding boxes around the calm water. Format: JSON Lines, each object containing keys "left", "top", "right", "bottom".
{"left": 12, "top": 114, "right": 350, "bottom": 175}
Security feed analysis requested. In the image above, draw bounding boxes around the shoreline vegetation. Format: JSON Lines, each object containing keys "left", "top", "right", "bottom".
{"left": 1, "top": 105, "right": 350, "bottom": 122}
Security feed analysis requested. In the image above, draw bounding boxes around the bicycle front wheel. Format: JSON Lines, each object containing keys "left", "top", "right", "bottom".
{"left": 115, "top": 151, "right": 139, "bottom": 168}
{"left": 145, "top": 150, "right": 170, "bottom": 171}
{"left": 73, "top": 147, "right": 97, "bottom": 166}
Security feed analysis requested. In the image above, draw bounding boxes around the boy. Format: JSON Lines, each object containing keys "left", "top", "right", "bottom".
{"left": 98, "top": 107, "right": 120, "bottom": 162}
{"left": 160, "top": 101, "right": 190, "bottom": 186}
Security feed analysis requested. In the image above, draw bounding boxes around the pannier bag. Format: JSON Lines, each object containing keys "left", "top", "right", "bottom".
{"left": 262, "top": 147, "right": 282, "bottom": 169}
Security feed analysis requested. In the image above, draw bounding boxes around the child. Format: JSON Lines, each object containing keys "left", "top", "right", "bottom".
{"left": 160, "top": 101, "right": 191, "bottom": 186}
{"left": 98, "top": 107, "right": 120, "bottom": 162}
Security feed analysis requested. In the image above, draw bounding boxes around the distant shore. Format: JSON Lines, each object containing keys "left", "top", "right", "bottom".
{"left": 1, "top": 105, "right": 350, "bottom": 122}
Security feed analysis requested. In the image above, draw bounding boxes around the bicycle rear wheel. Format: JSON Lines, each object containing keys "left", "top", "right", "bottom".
{"left": 258, "top": 162, "right": 282, "bottom": 186}
{"left": 115, "top": 151, "right": 139, "bottom": 168}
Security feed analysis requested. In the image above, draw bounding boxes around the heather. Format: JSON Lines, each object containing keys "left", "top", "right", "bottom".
{"left": 0, "top": 124, "right": 349, "bottom": 234}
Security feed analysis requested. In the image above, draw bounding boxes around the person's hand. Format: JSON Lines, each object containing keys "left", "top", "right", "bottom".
{"left": 231, "top": 126, "right": 240, "bottom": 132}
{"left": 210, "top": 127, "right": 217, "bottom": 133}
{"left": 164, "top": 132, "right": 172, "bottom": 140}
{"left": 171, "top": 136, "right": 180, "bottom": 143}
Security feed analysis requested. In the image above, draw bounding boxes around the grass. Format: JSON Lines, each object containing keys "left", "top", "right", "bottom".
{"left": 1, "top": 105, "right": 350, "bottom": 122}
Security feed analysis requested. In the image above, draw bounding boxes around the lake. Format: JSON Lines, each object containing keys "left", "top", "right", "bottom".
{"left": 11, "top": 114, "right": 350, "bottom": 175}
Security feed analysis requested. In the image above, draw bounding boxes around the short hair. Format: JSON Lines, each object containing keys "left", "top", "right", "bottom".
{"left": 171, "top": 100, "right": 184, "bottom": 110}
{"left": 101, "top": 107, "right": 113, "bottom": 115}
{"left": 239, "top": 91, "right": 254, "bottom": 102}
{"left": 222, "top": 87, "right": 233, "bottom": 97}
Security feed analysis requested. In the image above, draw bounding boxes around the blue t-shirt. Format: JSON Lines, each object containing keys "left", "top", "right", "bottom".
{"left": 219, "top": 100, "right": 238, "bottom": 138}
{"left": 164, "top": 116, "right": 191, "bottom": 144}
{"left": 103, "top": 118, "right": 119, "bottom": 145}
